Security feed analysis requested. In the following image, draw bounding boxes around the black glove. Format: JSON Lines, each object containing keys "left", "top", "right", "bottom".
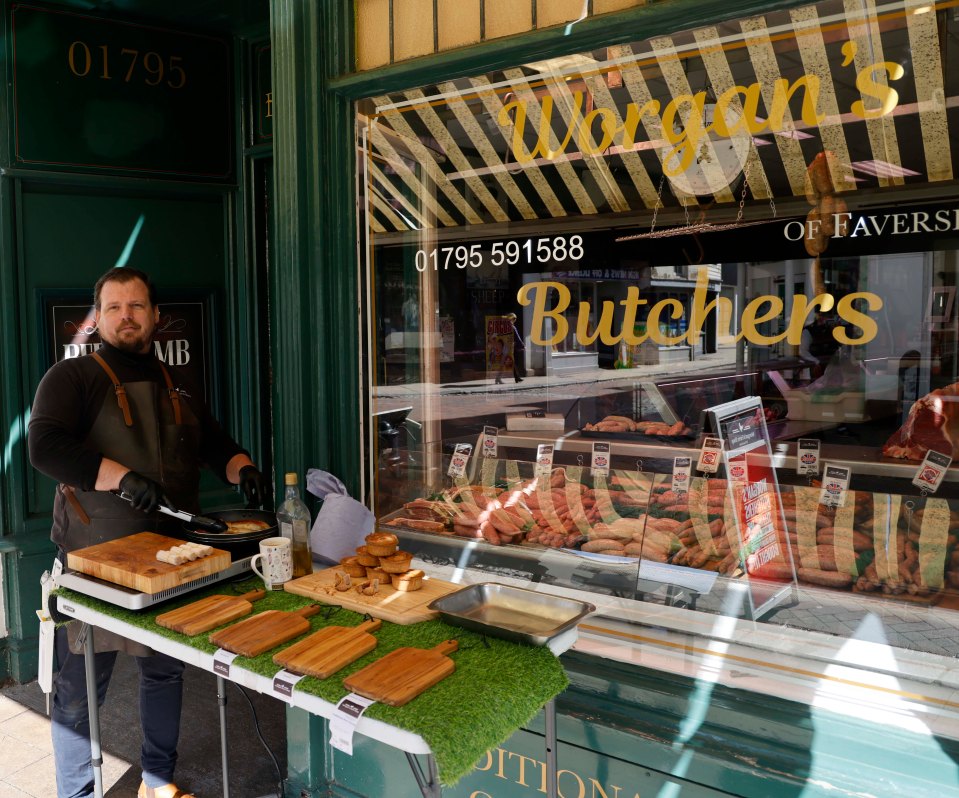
{"left": 239, "top": 465, "right": 270, "bottom": 509}
{"left": 119, "top": 471, "right": 171, "bottom": 514}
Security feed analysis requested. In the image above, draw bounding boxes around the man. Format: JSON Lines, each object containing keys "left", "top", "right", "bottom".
{"left": 29, "top": 267, "right": 269, "bottom": 798}
{"left": 506, "top": 312, "right": 525, "bottom": 383}
{"left": 799, "top": 309, "right": 839, "bottom": 379}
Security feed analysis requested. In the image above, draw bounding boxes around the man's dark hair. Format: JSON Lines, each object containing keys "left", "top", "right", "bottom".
{"left": 93, "top": 267, "right": 157, "bottom": 310}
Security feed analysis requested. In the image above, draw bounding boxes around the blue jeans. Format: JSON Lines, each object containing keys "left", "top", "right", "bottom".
{"left": 52, "top": 626, "right": 185, "bottom": 798}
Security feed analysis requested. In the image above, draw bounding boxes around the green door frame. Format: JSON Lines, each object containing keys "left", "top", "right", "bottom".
{"left": 0, "top": 3, "right": 271, "bottom": 681}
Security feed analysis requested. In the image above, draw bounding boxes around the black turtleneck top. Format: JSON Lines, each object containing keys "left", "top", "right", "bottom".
{"left": 28, "top": 342, "right": 246, "bottom": 491}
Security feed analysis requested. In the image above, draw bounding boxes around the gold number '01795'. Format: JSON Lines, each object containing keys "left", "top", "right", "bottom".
{"left": 68, "top": 42, "right": 186, "bottom": 89}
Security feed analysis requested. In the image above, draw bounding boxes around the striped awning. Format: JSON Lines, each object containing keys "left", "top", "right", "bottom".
{"left": 363, "top": 0, "right": 957, "bottom": 233}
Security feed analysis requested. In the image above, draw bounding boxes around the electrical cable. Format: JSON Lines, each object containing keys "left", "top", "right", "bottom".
{"left": 231, "top": 681, "right": 285, "bottom": 798}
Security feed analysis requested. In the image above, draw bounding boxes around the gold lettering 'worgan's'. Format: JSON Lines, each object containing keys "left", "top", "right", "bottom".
{"left": 517, "top": 271, "right": 883, "bottom": 347}
{"left": 498, "top": 59, "right": 901, "bottom": 177}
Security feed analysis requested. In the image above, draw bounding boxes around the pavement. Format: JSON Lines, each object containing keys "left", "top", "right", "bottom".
{"left": 0, "top": 657, "right": 286, "bottom": 798}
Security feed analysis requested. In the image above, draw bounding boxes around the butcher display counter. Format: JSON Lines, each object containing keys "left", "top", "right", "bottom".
{"left": 375, "top": 421, "right": 959, "bottom": 659}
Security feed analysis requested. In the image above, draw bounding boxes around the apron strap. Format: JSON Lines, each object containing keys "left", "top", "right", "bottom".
{"left": 90, "top": 352, "right": 133, "bottom": 427}
{"left": 159, "top": 364, "right": 183, "bottom": 425}
{"left": 61, "top": 485, "right": 91, "bottom": 525}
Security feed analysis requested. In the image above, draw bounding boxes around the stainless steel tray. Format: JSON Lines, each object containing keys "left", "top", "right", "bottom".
{"left": 427, "top": 583, "right": 594, "bottom": 646}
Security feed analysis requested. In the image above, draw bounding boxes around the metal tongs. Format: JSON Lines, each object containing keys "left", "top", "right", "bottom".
{"left": 116, "top": 492, "right": 228, "bottom": 533}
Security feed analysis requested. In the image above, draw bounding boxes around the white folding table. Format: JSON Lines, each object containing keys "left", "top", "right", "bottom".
{"left": 55, "top": 594, "right": 573, "bottom": 798}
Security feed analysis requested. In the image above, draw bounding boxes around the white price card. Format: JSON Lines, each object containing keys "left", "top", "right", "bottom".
{"left": 37, "top": 612, "right": 54, "bottom": 694}
{"left": 212, "top": 649, "right": 239, "bottom": 679}
{"left": 671, "top": 457, "right": 691, "bottom": 494}
{"left": 481, "top": 426, "right": 498, "bottom": 458}
{"left": 271, "top": 669, "right": 304, "bottom": 705}
{"left": 819, "top": 464, "right": 851, "bottom": 508}
{"left": 796, "top": 439, "right": 821, "bottom": 476}
{"left": 329, "top": 693, "right": 376, "bottom": 756}
{"left": 697, "top": 437, "right": 724, "bottom": 474}
{"left": 912, "top": 450, "right": 953, "bottom": 494}
{"left": 447, "top": 443, "right": 473, "bottom": 478}
{"left": 727, "top": 454, "right": 748, "bottom": 487}
{"left": 534, "top": 444, "right": 554, "bottom": 479}
{"left": 591, "top": 442, "right": 610, "bottom": 477}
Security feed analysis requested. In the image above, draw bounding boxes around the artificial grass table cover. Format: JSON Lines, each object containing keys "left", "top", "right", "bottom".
{"left": 57, "top": 578, "right": 569, "bottom": 785}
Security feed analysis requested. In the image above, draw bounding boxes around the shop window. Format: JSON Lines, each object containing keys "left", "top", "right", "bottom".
{"left": 357, "top": 0, "right": 959, "bottom": 666}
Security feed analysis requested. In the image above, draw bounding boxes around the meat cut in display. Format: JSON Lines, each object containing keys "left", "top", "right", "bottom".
{"left": 883, "top": 381, "right": 959, "bottom": 461}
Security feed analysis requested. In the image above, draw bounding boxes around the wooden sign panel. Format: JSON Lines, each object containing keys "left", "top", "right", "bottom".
{"left": 12, "top": 4, "right": 232, "bottom": 177}
{"left": 44, "top": 295, "right": 213, "bottom": 403}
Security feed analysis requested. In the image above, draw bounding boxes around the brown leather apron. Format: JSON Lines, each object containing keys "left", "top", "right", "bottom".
{"left": 54, "top": 352, "right": 202, "bottom": 654}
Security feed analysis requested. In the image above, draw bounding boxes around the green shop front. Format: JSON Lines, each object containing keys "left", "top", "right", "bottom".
{"left": 3, "top": 0, "right": 959, "bottom": 796}
{"left": 331, "top": 0, "right": 959, "bottom": 797}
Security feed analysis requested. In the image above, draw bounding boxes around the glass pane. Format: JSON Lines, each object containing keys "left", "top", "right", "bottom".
{"left": 358, "top": 0, "right": 959, "bottom": 661}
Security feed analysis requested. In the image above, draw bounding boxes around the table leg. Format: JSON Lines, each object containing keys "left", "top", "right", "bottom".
{"left": 404, "top": 752, "right": 441, "bottom": 798}
{"left": 545, "top": 698, "right": 557, "bottom": 798}
{"left": 83, "top": 626, "right": 105, "bottom": 798}
{"left": 217, "top": 676, "right": 230, "bottom": 798}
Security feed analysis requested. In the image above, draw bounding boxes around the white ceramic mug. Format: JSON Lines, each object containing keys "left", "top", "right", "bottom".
{"left": 250, "top": 537, "right": 293, "bottom": 590}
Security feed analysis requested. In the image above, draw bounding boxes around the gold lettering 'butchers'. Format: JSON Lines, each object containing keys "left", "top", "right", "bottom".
{"left": 517, "top": 271, "right": 883, "bottom": 347}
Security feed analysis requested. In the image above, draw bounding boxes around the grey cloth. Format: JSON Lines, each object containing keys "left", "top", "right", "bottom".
{"left": 305, "top": 469, "right": 374, "bottom": 565}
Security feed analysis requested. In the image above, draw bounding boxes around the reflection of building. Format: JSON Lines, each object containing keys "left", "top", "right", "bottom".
{"left": 519, "top": 261, "right": 727, "bottom": 375}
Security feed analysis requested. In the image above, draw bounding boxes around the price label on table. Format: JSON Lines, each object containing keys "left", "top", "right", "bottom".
{"left": 697, "top": 437, "right": 724, "bottom": 475}
{"left": 271, "top": 669, "right": 304, "bottom": 705}
{"left": 482, "top": 426, "right": 498, "bottom": 458}
{"left": 819, "top": 464, "right": 851, "bottom": 508}
{"left": 329, "top": 693, "right": 376, "bottom": 756}
{"left": 534, "top": 444, "right": 554, "bottom": 479}
{"left": 912, "top": 450, "right": 952, "bottom": 494}
{"left": 796, "top": 439, "right": 821, "bottom": 476}
{"left": 590, "top": 442, "right": 610, "bottom": 478}
{"left": 212, "top": 649, "right": 238, "bottom": 678}
{"left": 447, "top": 443, "right": 473, "bottom": 478}
{"left": 671, "top": 457, "right": 691, "bottom": 494}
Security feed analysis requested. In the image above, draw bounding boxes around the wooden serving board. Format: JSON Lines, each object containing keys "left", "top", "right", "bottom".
{"left": 284, "top": 567, "right": 459, "bottom": 625}
{"left": 67, "top": 532, "right": 231, "bottom": 595}
{"left": 155, "top": 589, "right": 267, "bottom": 636}
{"left": 209, "top": 605, "right": 321, "bottom": 657}
{"left": 273, "top": 618, "right": 382, "bottom": 678}
{"left": 343, "top": 640, "right": 458, "bottom": 706}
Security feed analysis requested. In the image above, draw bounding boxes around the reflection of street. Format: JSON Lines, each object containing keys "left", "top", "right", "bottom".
{"left": 372, "top": 348, "right": 740, "bottom": 435}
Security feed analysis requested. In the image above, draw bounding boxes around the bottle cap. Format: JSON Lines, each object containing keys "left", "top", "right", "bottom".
{"left": 284, "top": 472, "right": 298, "bottom": 486}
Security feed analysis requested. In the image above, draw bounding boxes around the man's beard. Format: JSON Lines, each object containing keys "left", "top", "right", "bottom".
{"left": 109, "top": 328, "right": 153, "bottom": 354}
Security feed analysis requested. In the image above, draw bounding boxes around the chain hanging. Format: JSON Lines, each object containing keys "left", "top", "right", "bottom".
{"left": 616, "top": 161, "right": 777, "bottom": 242}
{"left": 735, "top": 164, "right": 749, "bottom": 224}
{"left": 648, "top": 171, "right": 667, "bottom": 234}
{"left": 758, "top": 161, "right": 777, "bottom": 219}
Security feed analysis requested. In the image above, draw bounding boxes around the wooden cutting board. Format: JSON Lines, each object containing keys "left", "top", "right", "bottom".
{"left": 209, "top": 605, "right": 321, "bottom": 657}
{"left": 155, "top": 589, "right": 267, "bottom": 636}
{"left": 272, "top": 618, "right": 382, "bottom": 678}
{"left": 283, "top": 567, "right": 459, "bottom": 625}
{"left": 67, "top": 532, "right": 231, "bottom": 594}
{"left": 343, "top": 640, "right": 458, "bottom": 706}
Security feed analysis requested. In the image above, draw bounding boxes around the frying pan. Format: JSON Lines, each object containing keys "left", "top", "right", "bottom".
{"left": 180, "top": 508, "right": 279, "bottom": 550}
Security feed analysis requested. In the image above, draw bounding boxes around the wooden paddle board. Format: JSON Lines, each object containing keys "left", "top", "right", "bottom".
{"left": 272, "top": 618, "right": 382, "bottom": 678}
{"left": 67, "top": 532, "right": 230, "bottom": 594}
{"left": 155, "top": 589, "right": 267, "bottom": 636}
{"left": 343, "top": 640, "right": 458, "bottom": 706}
{"left": 209, "top": 605, "right": 321, "bottom": 657}
{"left": 284, "top": 567, "right": 459, "bottom": 625}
